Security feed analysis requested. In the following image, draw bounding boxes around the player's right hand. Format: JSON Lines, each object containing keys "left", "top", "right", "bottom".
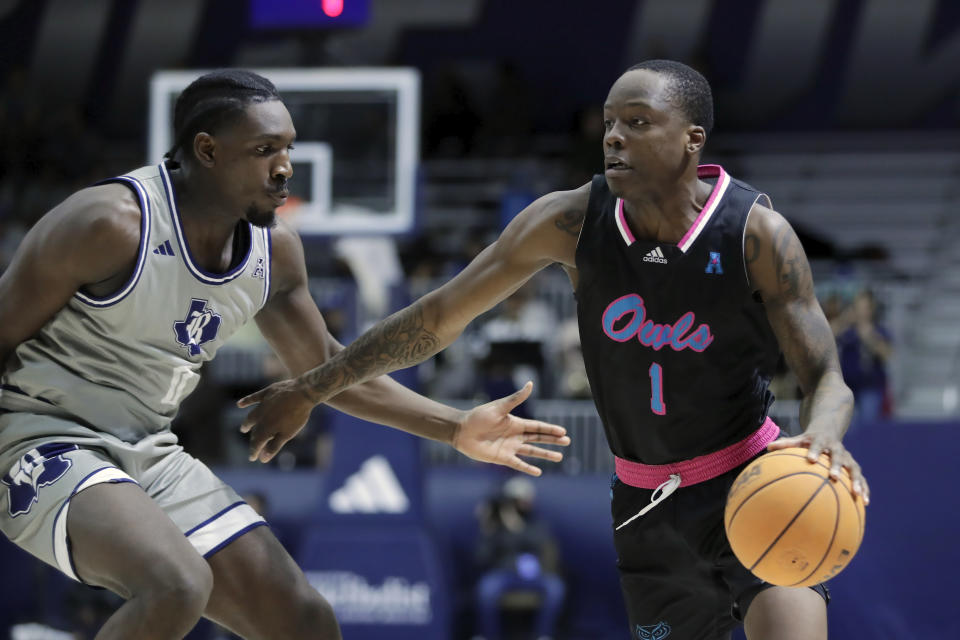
{"left": 237, "top": 379, "right": 316, "bottom": 463}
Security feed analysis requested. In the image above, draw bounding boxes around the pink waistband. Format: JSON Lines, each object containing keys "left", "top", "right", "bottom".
{"left": 614, "top": 417, "right": 780, "bottom": 489}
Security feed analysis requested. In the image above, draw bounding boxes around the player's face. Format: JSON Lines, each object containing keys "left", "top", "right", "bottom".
{"left": 212, "top": 99, "right": 296, "bottom": 228}
{"left": 601, "top": 70, "right": 699, "bottom": 199}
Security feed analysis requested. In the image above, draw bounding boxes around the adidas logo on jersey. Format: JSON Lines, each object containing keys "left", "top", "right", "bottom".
{"left": 153, "top": 240, "right": 175, "bottom": 256}
{"left": 328, "top": 455, "right": 410, "bottom": 514}
{"left": 643, "top": 246, "right": 668, "bottom": 264}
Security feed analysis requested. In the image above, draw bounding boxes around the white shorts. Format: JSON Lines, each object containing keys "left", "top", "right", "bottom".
{"left": 0, "top": 411, "right": 265, "bottom": 582}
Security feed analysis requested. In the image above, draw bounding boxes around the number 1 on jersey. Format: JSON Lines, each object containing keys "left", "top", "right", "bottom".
{"left": 649, "top": 363, "right": 666, "bottom": 415}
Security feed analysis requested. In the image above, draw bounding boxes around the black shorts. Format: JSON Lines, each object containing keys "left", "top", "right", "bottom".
{"left": 610, "top": 460, "right": 830, "bottom": 639}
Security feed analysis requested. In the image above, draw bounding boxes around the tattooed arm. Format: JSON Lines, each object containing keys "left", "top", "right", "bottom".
{"left": 746, "top": 204, "right": 869, "bottom": 503}
{"left": 297, "top": 183, "right": 586, "bottom": 398}
{"left": 237, "top": 183, "right": 590, "bottom": 464}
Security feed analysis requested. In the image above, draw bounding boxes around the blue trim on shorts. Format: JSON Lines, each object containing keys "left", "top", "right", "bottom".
{"left": 202, "top": 521, "right": 268, "bottom": 559}
{"left": 184, "top": 500, "right": 245, "bottom": 537}
{"left": 51, "top": 465, "right": 139, "bottom": 585}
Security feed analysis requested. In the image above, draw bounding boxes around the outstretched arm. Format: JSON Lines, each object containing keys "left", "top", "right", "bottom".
{"left": 239, "top": 184, "right": 589, "bottom": 464}
{"left": 746, "top": 205, "right": 869, "bottom": 504}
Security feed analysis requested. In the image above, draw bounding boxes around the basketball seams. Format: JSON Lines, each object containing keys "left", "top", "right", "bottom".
{"left": 759, "top": 450, "right": 832, "bottom": 473}
{"left": 744, "top": 450, "right": 859, "bottom": 497}
{"left": 725, "top": 447, "right": 864, "bottom": 586}
{"left": 790, "top": 479, "right": 840, "bottom": 586}
{"left": 761, "top": 450, "right": 860, "bottom": 499}
{"left": 725, "top": 470, "right": 829, "bottom": 530}
{"left": 745, "top": 475, "right": 832, "bottom": 572}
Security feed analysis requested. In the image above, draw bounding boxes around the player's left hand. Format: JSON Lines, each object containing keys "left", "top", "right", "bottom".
{"left": 767, "top": 432, "right": 870, "bottom": 505}
{"left": 453, "top": 381, "right": 571, "bottom": 477}
{"left": 237, "top": 379, "right": 315, "bottom": 463}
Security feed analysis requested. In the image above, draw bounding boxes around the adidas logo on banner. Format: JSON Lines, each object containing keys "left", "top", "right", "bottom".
{"left": 643, "top": 246, "right": 668, "bottom": 264}
{"left": 328, "top": 455, "right": 410, "bottom": 514}
{"left": 153, "top": 240, "right": 175, "bottom": 256}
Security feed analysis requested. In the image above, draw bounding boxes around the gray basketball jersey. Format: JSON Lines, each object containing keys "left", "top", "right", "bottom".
{"left": 0, "top": 163, "right": 272, "bottom": 441}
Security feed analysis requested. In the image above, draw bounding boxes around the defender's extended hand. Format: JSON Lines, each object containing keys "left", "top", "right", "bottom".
{"left": 453, "top": 382, "right": 571, "bottom": 477}
{"left": 767, "top": 433, "right": 870, "bottom": 505}
{"left": 238, "top": 379, "right": 314, "bottom": 463}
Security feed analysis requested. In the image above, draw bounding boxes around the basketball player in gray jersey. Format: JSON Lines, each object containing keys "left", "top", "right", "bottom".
{"left": 0, "top": 70, "right": 569, "bottom": 640}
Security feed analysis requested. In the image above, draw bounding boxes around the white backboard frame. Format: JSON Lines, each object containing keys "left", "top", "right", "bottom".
{"left": 149, "top": 68, "right": 419, "bottom": 235}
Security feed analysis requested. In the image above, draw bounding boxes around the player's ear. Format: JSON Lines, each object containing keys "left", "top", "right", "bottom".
{"left": 192, "top": 132, "right": 216, "bottom": 167}
{"left": 685, "top": 125, "right": 706, "bottom": 155}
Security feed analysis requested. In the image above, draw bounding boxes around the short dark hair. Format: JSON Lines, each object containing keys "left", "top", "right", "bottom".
{"left": 165, "top": 69, "right": 281, "bottom": 166}
{"left": 626, "top": 60, "right": 714, "bottom": 134}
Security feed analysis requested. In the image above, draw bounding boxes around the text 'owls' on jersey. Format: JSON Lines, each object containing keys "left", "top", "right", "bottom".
{"left": 0, "top": 163, "right": 272, "bottom": 441}
{"left": 575, "top": 165, "right": 780, "bottom": 464}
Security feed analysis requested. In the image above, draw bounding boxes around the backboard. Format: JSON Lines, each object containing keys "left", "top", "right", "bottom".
{"left": 149, "top": 68, "right": 419, "bottom": 235}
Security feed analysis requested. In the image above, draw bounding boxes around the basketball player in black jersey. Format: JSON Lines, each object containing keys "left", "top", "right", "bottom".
{"left": 240, "top": 60, "right": 870, "bottom": 639}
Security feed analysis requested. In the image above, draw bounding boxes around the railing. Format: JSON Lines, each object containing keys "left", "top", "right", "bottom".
{"left": 423, "top": 399, "right": 803, "bottom": 475}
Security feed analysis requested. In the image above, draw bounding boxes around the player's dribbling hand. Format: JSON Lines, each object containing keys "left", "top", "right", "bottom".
{"left": 767, "top": 433, "right": 870, "bottom": 505}
{"left": 237, "top": 379, "right": 315, "bottom": 463}
{"left": 453, "top": 381, "right": 571, "bottom": 477}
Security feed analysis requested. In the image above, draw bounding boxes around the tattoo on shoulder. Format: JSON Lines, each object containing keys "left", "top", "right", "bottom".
{"left": 554, "top": 209, "right": 585, "bottom": 237}
{"left": 772, "top": 224, "right": 813, "bottom": 299}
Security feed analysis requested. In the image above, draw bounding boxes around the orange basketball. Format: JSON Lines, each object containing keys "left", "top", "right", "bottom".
{"left": 724, "top": 447, "right": 866, "bottom": 587}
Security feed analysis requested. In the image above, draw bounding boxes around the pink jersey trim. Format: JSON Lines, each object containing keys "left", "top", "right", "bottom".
{"left": 614, "top": 198, "right": 635, "bottom": 245}
{"left": 677, "top": 164, "right": 730, "bottom": 253}
{"left": 614, "top": 417, "right": 780, "bottom": 488}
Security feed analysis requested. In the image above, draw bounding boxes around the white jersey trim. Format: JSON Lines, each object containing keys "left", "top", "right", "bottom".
{"left": 74, "top": 176, "right": 152, "bottom": 308}
{"left": 614, "top": 198, "right": 635, "bottom": 246}
{"left": 158, "top": 162, "right": 254, "bottom": 285}
{"left": 742, "top": 192, "right": 773, "bottom": 288}
{"left": 260, "top": 226, "right": 272, "bottom": 308}
{"left": 678, "top": 166, "right": 730, "bottom": 253}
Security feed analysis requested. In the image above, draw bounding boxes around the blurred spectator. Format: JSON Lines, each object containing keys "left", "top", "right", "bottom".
{"left": 477, "top": 281, "right": 559, "bottom": 406}
{"left": 477, "top": 60, "right": 534, "bottom": 157}
{"left": 499, "top": 162, "right": 540, "bottom": 231}
{"left": 472, "top": 476, "right": 565, "bottom": 640}
{"left": 333, "top": 235, "right": 404, "bottom": 323}
{"left": 832, "top": 289, "right": 893, "bottom": 427}
{"left": 768, "top": 354, "right": 801, "bottom": 403}
{"left": 399, "top": 232, "right": 447, "bottom": 286}
{"left": 820, "top": 291, "right": 846, "bottom": 328}
{"left": 561, "top": 105, "right": 604, "bottom": 187}
{"left": 555, "top": 317, "right": 590, "bottom": 399}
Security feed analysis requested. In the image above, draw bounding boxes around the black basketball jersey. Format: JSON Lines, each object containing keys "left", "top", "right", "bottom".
{"left": 575, "top": 165, "right": 780, "bottom": 464}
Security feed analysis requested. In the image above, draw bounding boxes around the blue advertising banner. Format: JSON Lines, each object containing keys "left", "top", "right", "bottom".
{"left": 314, "top": 367, "right": 426, "bottom": 523}
{"left": 299, "top": 365, "right": 451, "bottom": 637}
{"left": 298, "top": 524, "right": 450, "bottom": 639}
